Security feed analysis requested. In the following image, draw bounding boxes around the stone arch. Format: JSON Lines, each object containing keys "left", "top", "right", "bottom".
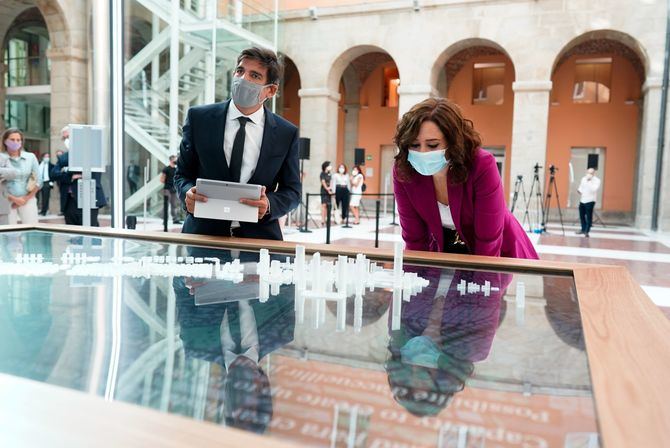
{"left": 34, "top": 0, "right": 71, "bottom": 50}
{"left": 326, "top": 45, "right": 399, "bottom": 95}
{"left": 551, "top": 30, "right": 648, "bottom": 80}
{"left": 430, "top": 38, "right": 514, "bottom": 92}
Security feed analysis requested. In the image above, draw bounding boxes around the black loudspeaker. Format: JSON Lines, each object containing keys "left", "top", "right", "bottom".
{"left": 126, "top": 215, "right": 137, "bottom": 230}
{"left": 299, "top": 137, "right": 310, "bottom": 160}
{"left": 354, "top": 147, "right": 365, "bottom": 166}
{"left": 587, "top": 154, "right": 599, "bottom": 170}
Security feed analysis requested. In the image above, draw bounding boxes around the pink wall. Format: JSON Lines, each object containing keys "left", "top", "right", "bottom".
{"left": 446, "top": 54, "right": 515, "bottom": 201}
{"left": 547, "top": 53, "right": 641, "bottom": 212}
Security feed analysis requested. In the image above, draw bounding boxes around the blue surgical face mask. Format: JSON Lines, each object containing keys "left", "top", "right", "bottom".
{"left": 407, "top": 149, "right": 448, "bottom": 176}
{"left": 232, "top": 76, "right": 272, "bottom": 108}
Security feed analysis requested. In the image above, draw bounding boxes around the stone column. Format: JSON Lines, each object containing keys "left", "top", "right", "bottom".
{"left": 397, "top": 84, "right": 439, "bottom": 118}
{"left": 509, "top": 80, "right": 552, "bottom": 227}
{"left": 298, "top": 87, "right": 341, "bottom": 208}
{"left": 636, "top": 78, "right": 663, "bottom": 230}
{"left": 48, "top": 46, "right": 88, "bottom": 148}
{"left": 343, "top": 103, "right": 360, "bottom": 168}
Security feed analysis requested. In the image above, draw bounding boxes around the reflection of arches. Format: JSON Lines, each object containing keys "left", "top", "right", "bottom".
{"left": 278, "top": 55, "right": 301, "bottom": 127}
{"left": 547, "top": 31, "right": 645, "bottom": 218}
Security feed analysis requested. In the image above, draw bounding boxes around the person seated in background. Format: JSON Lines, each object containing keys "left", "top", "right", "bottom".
{"left": 2, "top": 128, "right": 41, "bottom": 225}
{"left": 393, "top": 98, "right": 538, "bottom": 259}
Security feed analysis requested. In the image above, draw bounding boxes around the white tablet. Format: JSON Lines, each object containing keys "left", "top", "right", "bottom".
{"left": 194, "top": 178, "right": 262, "bottom": 223}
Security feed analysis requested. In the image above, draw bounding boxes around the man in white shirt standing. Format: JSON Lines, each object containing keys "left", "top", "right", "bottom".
{"left": 576, "top": 168, "right": 601, "bottom": 237}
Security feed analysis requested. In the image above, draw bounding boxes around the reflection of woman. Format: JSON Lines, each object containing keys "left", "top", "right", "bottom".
{"left": 332, "top": 163, "right": 351, "bottom": 223}
{"left": 386, "top": 268, "right": 510, "bottom": 416}
{"left": 349, "top": 165, "right": 364, "bottom": 225}
{"left": 393, "top": 98, "right": 537, "bottom": 258}
{"left": 1, "top": 128, "right": 41, "bottom": 225}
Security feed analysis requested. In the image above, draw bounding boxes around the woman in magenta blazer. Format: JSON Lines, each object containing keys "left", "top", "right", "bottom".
{"left": 393, "top": 98, "right": 538, "bottom": 259}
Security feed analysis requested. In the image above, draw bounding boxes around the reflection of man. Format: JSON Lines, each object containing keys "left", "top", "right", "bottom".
{"left": 50, "top": 151, "right": 107, "bottom": 226}
{"left": 174, "top": 249, "right": 295, "bottom": 433}
{"left": 0, "top": 152, "right": 18, "bottom": 225}
{"left": 576, "top": 168, "right": 601, "bottom": 238}
{"left": 126, "top": 161, "right": 140, "bottom": 195}
{"left": 386, "top": 268, "right": 510, "bottom": 416}
{"left": 160, "top": 155, "right": 181, "bottom": 224}
{"left": 174, "top": 47, "right": 300, "bottom": 240}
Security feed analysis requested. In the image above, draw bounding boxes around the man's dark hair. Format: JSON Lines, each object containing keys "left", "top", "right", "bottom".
{"left": 237, "top": 47, "right": 283, "bottom": 85}
{"left": 321, "top": 161, "right": 331, "bottom": 172}
{"left": 169, "top": 155, "right": 177, "bottom": 162}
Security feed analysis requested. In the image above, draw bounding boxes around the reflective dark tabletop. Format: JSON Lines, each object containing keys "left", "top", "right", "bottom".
{"left": 0, "top": 230, "right": 599, "bottom": 447}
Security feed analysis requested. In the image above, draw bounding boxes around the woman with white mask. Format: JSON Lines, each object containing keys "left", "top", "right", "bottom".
{"left": 331, "top": 163, "right": 351, "bottom": 224}
{"left": 349, "top": 165, "right": 365, "bottom": 224}
{"left": 1, "top": 128, "right": 41, "bottom": 225}
{"left": 393, "top": 98, "right": 537, "bottom": 259}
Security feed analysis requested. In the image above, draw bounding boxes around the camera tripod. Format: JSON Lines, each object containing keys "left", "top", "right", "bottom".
{"left": 523, "top": 163, "right": 545, "bottom": 233}
{"left": 541, "top": 165, "right": 565, "bottom": 235}
{"left": 510, "top": 175, "right": 527, "bottom": 214}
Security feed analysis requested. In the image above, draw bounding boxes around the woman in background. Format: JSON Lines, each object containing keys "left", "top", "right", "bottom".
{"left": 349, "top": 165, "right": 364, "bottom": 225}
{"left": 331, "top": 163, "right": 351, "bottom": 224}
{"left": 393, "top": 98, "right": 537, "bottom": 259}
{"left": 1, "top": 128, "right": 41, "bottom": 225}
{"left": 319, "top": 161, "right": 334, "bottom": 227}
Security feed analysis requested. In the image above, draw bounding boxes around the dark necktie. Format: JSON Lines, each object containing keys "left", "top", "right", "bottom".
{"left": 229, "top": 117, "right": 250, "bottom": 183}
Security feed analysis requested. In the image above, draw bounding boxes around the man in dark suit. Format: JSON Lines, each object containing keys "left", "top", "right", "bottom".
{"left": 174, "top": 47, "right": 301, "bottom": 240}
{"left": 50, "top": 151, "right": 107, "bottom": 226}
{"left": 37, "top": 153, "right": 54, "bottom": 216}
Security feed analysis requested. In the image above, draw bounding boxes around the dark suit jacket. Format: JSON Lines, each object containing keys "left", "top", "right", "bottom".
{"left": 174, "top": 100, "right": 301, "bottom": 240}
{"left": 50, "top": 152, "right": 107, "bottom": 208}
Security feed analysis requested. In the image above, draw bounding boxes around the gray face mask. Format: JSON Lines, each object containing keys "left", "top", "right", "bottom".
{"left": 232, "top": 77, "right": 272, "bottom": 108}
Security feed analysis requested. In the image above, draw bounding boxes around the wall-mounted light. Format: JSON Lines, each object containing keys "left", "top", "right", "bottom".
{"left": 309, "top": 6, "right": 318, "bottom": 20}
{"left": 413, "top": 0, "right": 420, "bottom": 11}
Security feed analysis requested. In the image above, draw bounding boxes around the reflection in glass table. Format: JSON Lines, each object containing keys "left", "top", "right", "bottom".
{"left": 0, "top": 230, "right": 598, "bottom": 447}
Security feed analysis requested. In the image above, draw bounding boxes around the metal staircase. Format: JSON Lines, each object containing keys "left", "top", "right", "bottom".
{"left": 123, "top": 0, "right": 277, "bottom": 215}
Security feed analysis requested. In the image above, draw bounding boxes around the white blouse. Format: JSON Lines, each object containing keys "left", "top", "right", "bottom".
{"left": 437, "top": 201, "right": 455, "bottom": 229}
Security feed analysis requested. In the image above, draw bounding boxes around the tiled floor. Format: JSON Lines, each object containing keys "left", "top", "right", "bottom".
{"left": 33, "top": 212, "right": 670, "bottom": 317}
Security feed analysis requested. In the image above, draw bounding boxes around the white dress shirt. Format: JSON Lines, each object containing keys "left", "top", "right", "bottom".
{"left": 39, "top": 160, "right": 50, "bottom": 183}
{"left": 578, "top": 175, "right": 601, "bottom": 204}
{"left": 437, "top": 201, "right": 455, "bottom": 229}
{"left": 220, "top": 300, "right": 260, "bottom": 371}
{"left": 224, "top": 101, "right": 266, "bottom": 184}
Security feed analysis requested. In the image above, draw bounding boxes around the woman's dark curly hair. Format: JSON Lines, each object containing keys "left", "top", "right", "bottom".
{"left": 393, "top": 98, "right": 481, "bottom": 184}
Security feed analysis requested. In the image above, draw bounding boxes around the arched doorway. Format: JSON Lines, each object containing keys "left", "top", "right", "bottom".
{"left": 547, "top": 32, "right": 645, "bottom": 223}
{"left": 331, "top": 47, "right": 400, "bottom": 195}
{"left": 434, "top": 40, "right": 516, "bottom": 200}
{"left": 278, "top": 55, "right": 301, "bottom": 127}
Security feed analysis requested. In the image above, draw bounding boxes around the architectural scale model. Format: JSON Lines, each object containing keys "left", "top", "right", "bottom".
{"left": 2, "top": 243, "right": 512, "bottom": 332}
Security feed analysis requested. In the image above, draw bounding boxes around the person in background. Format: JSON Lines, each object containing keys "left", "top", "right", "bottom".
{"left": 319, "top": 161, "right": 333, "bottom": 226}
{"left": 0, "top": 151, "right": 18, "bottom": 225}
{"left": 50, "top": 146, "right": 107, "bottom": 227}
{"left": 160, "top": 155, "right": 181, "bottom": 224}
{"left": 54, "top": 128, "right": 69, "bottom": 216}
{"left": 349, "top": 164, "right": 364, "bottom": 225}
{"left": 127, "top": 160, "right": 140, "bottom": 195}
{"left": 2, "top": 128, "right": 41, "bottom": 225}
{"left": 37, "top": 152, "right": 54, "bottom": 216}
{"left": 332, "top": 163, "right": 351, "bottom": 224}
{"left": 576, "top": 167, "right": 601, "bottom": 238}
{"left": 393, "top": 98, "right": 537, "bottom": 259}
